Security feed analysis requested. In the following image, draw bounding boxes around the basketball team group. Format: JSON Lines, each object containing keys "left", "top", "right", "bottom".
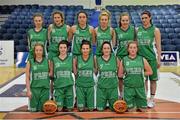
{"left": 25, "top": 9, "right": 161, "bottom": 113}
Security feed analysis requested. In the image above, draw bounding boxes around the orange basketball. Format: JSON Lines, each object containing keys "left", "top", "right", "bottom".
{"left": 43, "top": 100, "right": 57, "bottom": 114}
{"left": 113, "top": 100, "right": 127, "bottom": 113}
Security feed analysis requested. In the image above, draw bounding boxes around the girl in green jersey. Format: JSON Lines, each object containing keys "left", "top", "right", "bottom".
{"left": 118, "top": 41, "right": 152, "bottom": 112}
{"left": 26, "top": 43, "right": 50, "bottom": 112}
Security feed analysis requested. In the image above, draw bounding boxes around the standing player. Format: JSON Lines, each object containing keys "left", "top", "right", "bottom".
{"left": 69, "top": 11, "right": 95, "bottom": 56}
{"left": 95, "top": 10, "right": 116, "bottom": 56}
{"left": 95, "top": 41, "right": 119, "bottom": 111}
{"left": 27, "top": 13, "right": 47, "bottom": 59}
{"left": 26, "top": 43, "right": 50, "bottom": 112}
{"left": 137, "top": 10, "right": 161, "bottom": 108}
{"left": 51, "top": 40, "right": 74, "bottom": 112}
{"left": 48, "top": 11, "right": 71, "bottom": 60}
{"left": 73, "top": 40, "right": 95, "bottom": 111}
{"left": 115, "top": 12, "right": 136, "bottom": 98}
{"left": 118, "top": 41, "right": 152, "bottom": 112}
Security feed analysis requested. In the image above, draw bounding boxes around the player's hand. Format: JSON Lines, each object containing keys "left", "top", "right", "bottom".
{"left": 26, "top": 90, "right": 32, "bottom": 99}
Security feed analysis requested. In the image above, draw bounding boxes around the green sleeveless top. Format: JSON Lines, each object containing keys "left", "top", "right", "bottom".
{"left": 137, "top": 25, "right": 156, "bottom": 60}
{"left": 97, "top": 54, "right": 118, "bottom": 88}
{"left": 96, "top": 26, "right": 112, "bottom": 56}
{"left": 76, "top": 55, "right": 94, "bottom": 87}
{"left": 49, "top": 24, "right": 68, "bottom": 53}
{"left": 73, "top": 24, "right": 92, "bottom": 55}
{"left": 115, "top": 25, "right": 135, "bottom": 59}
{"left": 29, "top": 58, "right": 50, "bottom": 88}
{"left": 27, "top": 28, "right": 47, "bottom": 58}
{"left": 122, "top": 55, "right": 145, "bottom": 87}
{"left": 52, "top": 55, "right": 74, "bottom": 88}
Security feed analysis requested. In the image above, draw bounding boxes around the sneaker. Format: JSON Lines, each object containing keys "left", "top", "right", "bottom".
{"left": 147, "top": 100, "right": 155, "bottom": 108}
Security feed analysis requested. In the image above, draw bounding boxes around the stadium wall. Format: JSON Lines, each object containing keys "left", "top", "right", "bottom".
{"left": 0, "top": 0, "right": 179, "bottom": 8}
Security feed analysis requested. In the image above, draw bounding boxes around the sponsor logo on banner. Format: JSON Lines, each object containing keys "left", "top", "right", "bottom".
{"left": 161, "top": 51, "right": 179, "bottom": 66}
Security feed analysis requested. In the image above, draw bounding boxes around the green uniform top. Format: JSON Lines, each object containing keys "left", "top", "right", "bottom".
{"left": 73, "top": 24, "right": 92, "bottom": 55}
{"left": 122, "top": 55, "right": 145, "bottom": 88}
{"left": 29, "top": 58, "right": 50, "bottom": 88}
{"left": 27, "top": 28, "right": 47, "bottom": 57}
{"left": 49, "top": 24, "right": 68, "bottom": 53}
{"left": 97, "top": 54, "right": 118, "bottom": 88}
{"left": 137, "top": 25, "right": 156, "bottom": 60}
{"left": 115, "top": 25, "right": 135, "bottom": 59}
{"left": 52, "top": 55, "right": 74, "bottom": 88}
{"left": 96, "top": 26, "right": 112, "bottom": 56}
{"left": 76, "top": 54, "right": 95, "bottom": 87}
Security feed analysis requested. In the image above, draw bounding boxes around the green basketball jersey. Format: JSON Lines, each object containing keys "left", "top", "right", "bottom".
{"left": 115, "top": 25, "right": 135, "bottom": 59}
{"left": 52, "top": 55, "right": 73, "bottom": 88}
{"left": 49, "top": 24, "right": 68, "bottom": 52}
{"left": 27, "top": 28, "right": 47, "bottom": 58}
{"left": 96, "top": 26, "right": 112, "bottom": 56}
{"left": 137, "top": 25, "right": 156, "bottom": 60}
{"left": 76, "top": 55, "right": 94, "bottom": 87}
{"left": 122, "top": 55, "right": 145, "bottom": 87}
{"left": 97, "top": 54, "right": 118, "bottom": 88}
{"left": 73, "top": 24, "right": 92, "bottom": 55}
{"left": 29, "top": 58, "right": 50, "bottom": 88}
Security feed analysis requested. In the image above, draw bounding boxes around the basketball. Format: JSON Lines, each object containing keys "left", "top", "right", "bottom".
{"left": 113, "top": 100, "right": 127, "bottom": 113}
{"left": 43, "top": 100, "right": 57, "bottom": 114}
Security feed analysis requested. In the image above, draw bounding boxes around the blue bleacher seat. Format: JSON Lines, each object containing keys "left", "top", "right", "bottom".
{"left": 13, "top": 33, "right": 23, "bottom": 40}
{"left": 15, "top": 45, "right": 28, "bottom": 52}
{"left": 161, "top": 39, "right": 171, "bottom": 45}
{"left": 7, "top": 28, "right": 16, "bottom": 34}
{"left": 0, "top": 28, "right": 7, "bottom": 34}
{"left": 3, "top": 33, "right": 13, "bottom": 40}
{"left": 162, "top": 45, "right": 176, "bottom": 51}
{"left": 168, "top": 33, "right": 178, "bottom": 39}
{"left": 176, "top": 45, "right": 180, "bottom": 52}
{"left": 174, "top": 28, "right": 180, "bottom": 33}
{"left": 165, "top": 28, "right": 174, "bottom": 33}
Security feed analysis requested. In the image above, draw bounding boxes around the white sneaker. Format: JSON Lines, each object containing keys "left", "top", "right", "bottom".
{"left": 147, "top": 100, "right": 155, "bottom": 108}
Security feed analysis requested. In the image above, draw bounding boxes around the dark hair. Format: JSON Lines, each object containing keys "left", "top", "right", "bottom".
{"left": 58, "top": 40, "right": 69, "bottom": 48}
{"left": 77, "top": 11, "right": 88, "bottom": 23}
{"left": 119, "top": 12, "right": 130, "bottom": 27}
{"left": 33, "top": 43, "right": 44, "bottom": 59}
{"left": 52, "top": 11, "right": 64, "bottom": 24}
{"left": 141, "top": 10, "right": 152, "bottom": 24}
{"left": 101, "top": 41, "right": 112, "bottom": 54}
{"left": 80, "top": 40, "right": 91, "bottom": 49}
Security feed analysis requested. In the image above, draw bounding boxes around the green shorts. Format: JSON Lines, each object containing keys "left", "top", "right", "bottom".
{"left": 76, "top": 86, "right": 95, "bottom": 111}
{"left": 124, "top": 86, "right": 147, "bottom": 109}
{"left": 147, "top": 60, "right": 158, "bottom": 81}
{"left": 30, "top": 87, "right": 49, "bottom": 112}
{"left": 96, "top": 87, "right": 118, "bottom": 111}
{"left": 54, "top": 85, "right": 74, "bottom": 109}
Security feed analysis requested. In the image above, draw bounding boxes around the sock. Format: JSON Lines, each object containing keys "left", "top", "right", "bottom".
{"left": 150, "top": 94, "right": 155, "bottom": 100}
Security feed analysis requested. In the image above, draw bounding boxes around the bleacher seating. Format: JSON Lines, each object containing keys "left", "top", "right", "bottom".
{"left": 0, "top": 4, "right": 180, "bottom": 58}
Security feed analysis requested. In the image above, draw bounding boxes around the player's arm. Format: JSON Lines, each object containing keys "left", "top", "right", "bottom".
{"left": 143, "top": 58, "right": 153, "bottom": 76}
{"left": 68, "top": 25, "right": 76, "bottom": 42}
{"left": 154, "top": 27, "right": 161, "bottom": 69}
{"left": 25, "top": 61, "right": 31, "bottom": 99}
{"left": 73, "top": 57, "right": 77, "bottom": 78}
{"left": 49, "top": 60, "right": 54, "bottom": 99}
{"left": 118, "top": 60, "right": 124, "bottom": 97}
{"left": 110, "top": 27, "right": 116, "bottom": 48}
{"left": 47, "top": 24, "right": 53, "bottom": 43}
{"left": 94, "top": 56, "right": 98, "bottom": 75}
{"left": 94, "top": 27, "right": 98, "bottom": 46}
{"left": 67, "top": 25, "right": 71, "bottom": 42}
{"left": 89, "top": 26, "right": 96, "bottom": 46}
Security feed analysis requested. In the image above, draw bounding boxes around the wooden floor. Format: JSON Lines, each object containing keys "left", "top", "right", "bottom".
{"left": 3, "top": 99, "right": 180, "bottom": 119}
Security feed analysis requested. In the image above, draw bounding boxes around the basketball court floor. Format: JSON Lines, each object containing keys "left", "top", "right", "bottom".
{"left": 0, "top": 66, "right": 179, "bottom": 119}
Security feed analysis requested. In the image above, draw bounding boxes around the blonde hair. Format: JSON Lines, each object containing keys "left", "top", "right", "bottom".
{"left": 99, "top": 10, "right": 111, "bottom": 26}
